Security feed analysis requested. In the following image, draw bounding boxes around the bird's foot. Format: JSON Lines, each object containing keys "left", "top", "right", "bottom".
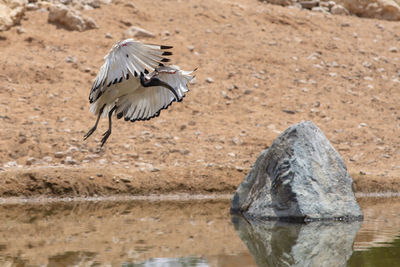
{"left": 84, "top": 126, "right": 96, "bottom": 140}
{"left": 101, "top": 129, "right": 111, "bottom": 147}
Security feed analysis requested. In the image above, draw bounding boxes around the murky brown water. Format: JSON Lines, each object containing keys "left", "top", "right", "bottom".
{"left": 0, "top": 196, "right": 399, "bottom": 266}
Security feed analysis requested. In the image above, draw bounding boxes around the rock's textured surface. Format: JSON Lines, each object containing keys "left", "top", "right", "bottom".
{"left": 231, "top": 121, "right": 363, "bottom": 221}
{"left": 123, "top": 26, "right": 155, "bottom": 39}
{"left": 0, "top": 0, "right": 26, "bottom": 31}
{"left": 232, "top": 215, "right": 361, "bottom": 267}
{"left": 48, "top": 4, "right": 98, "bottom": 31}
{"left": 337, "top": 0, "right": 400, "bottom": 20}
{"left": 331, "top": 4, "right": 350, "bottom": 15}
{"left": 260, "top": 0, "right": 400, "bottom": 21}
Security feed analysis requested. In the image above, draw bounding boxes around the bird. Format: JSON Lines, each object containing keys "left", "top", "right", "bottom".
{"left": 84, "top": 38, "right": 195, "bottom": 147}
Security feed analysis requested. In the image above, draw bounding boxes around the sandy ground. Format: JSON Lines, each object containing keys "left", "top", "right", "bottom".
{"left": 0, "top": 0, "right": 399, "bottom": 197}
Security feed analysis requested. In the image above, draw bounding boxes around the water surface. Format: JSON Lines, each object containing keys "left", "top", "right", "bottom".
{"left": 0, "top": 197, "right": 399, "bottom": 266}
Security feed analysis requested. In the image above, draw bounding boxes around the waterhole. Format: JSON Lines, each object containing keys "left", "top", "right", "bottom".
{"left": 0, "top": 195, "right": 399, "bottom": 266}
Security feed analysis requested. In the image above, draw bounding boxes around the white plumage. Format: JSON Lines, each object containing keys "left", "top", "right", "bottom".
{"left": 84, "top": 39, "right": 195, "bottom": 146}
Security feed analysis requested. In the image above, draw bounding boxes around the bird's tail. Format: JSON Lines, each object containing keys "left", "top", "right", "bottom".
{"left": 152, "top": 65, "right": 196, "bottom": 101}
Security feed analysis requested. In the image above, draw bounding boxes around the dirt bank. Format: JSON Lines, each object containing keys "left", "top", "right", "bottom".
{"left": 0, "top": 0, "right": 399, "bottom": 197}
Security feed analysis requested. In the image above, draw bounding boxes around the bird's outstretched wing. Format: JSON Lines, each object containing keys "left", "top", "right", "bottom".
{"left": 89, "top": 39, "right": 172, "bottom": 103}
{"left": 115, "top": 66, "right": 195, "bottom": 122}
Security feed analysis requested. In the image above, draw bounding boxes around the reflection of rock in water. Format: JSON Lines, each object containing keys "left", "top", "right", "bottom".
{"left": 232, "top": 215, "right": 361, "bottom": 267}
{"left": 48, "top": 251, "right": 97, "bottom": 267}
{"left": 128, "top": 257, "right": 209, "bottom": 267}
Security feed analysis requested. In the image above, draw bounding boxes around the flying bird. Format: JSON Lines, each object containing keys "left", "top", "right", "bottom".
{"left": 84, "top": 38, "right": 195, "bottom": 146}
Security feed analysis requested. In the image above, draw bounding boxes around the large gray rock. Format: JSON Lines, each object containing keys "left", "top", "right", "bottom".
{"left": 232, "top": 215, "right": 361, "bottom": 267}
{"left": 231, "top": 121, "right": 363, "bottom": 221}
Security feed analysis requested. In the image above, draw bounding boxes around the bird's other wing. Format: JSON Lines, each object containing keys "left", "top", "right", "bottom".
{"left": 116, "top": 66, "right": 195, "bottom": 122}
{"left": 89, "top": 39, "right": 173, "bottom": 104}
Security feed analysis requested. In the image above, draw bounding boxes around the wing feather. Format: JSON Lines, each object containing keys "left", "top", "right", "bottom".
{"left": 89, "top": 39, "right": 172, "bottom": 104}
{"left": 115, "top": 66, "right": 195, "bottom": 122}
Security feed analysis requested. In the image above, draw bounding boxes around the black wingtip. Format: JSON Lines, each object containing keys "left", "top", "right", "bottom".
{"left": 162, "top": 51, "right": 172, "bottom": 56}
{"left": 161, "top": 58, "right": 170, "bottom": 62}
{"left": 144, "top": 69, "right": 149, "bottom": 74}
{"left": 161, "top": 45, "right": 173, "bottom": 50}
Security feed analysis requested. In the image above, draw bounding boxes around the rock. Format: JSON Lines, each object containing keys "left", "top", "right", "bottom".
{"left": 54, "top": 151, "right": 64, "bottom": 158}
{"left": 231, "top": 121, "right": 363, "bottom": 221}
{"left": 330, "top": 4, "right": 350, "bottom": 15}
{"left": 98, "top": 158, "right": 107, "bottom": 164}
{"left": 42, "top": 156, "right": 52, "bottom": 162}
{"left": 65, "top": 156, "right": 77, "bottom": 165}
{"left": 336, "top": 0, "right": 400, "bottom": 20}
{"left": 123, "top": 26, "right": 155, "bottom": 38}
{"left": 120, "top": 19, "right": 132, "bottom": 26}
{"left": 48, "top": 4, "right": 98, "bottom": 31}
{"left": 232, "top": 215, "right": 361, "bottom": 267}
{"left": 186, "top": 45, "right": 195, "bottom": 51}
{"left": 15, "top": 25, "right": 24, "bottom": 33}
{"left": 37, "top": 1, "right": 52, "bottom": 10}
{"left": 263, "top": 0, "right": 293, "bottom": 6}
{"left": 26, "top": 157, "right": 35, "bottom": 165}
{"left": 6, "top": 161, "right": 17, "bottom": 167}
{"left": 299, "top": 0, "right": 319, "bottom": 9}
{"left": 84, "top": 0, "right": 101, "bottom": 9}
{"left": 312, "top": 6, "right": 330, "bottom": 13}
{"left": 206, "top": 77, "right": 214, "bottom": 83}
{"left": 0, "top": 0, "right": 27, "bottom": 32}
{"left": 26, "top": 2, "right": 38, "bottom": 11}
{"left": 65, "top": 56, "right": 77, "bottom": 63}
{"left": 105, "top": 32, "right": 112, "bottom": 39}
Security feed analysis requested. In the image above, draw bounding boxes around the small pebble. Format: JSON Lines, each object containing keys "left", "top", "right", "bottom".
{"left": 26, "top": 157, "right": 36, "bottom": 165}
{"left": 43, "top": 156, "right": 52, "bottom": 162}
{"left": 16, "top": 27, "right": 25, "bottom": 34}
{"left": 206, "top": 77, "right": 214, "bottom": 83}
{"left": 7, "top": 161, "right": 18, "bottom": 167}
{"left": 65, "top": 156, "right": 77, "bottom": 165}
{"left": 54, "top": 152, "right": 64, "bottom": 158}
{"left": 65, "top": 56, "right": 77, "bottom": 63}
{"left": 98, "top": 159, "right": 107, "bottom": 164}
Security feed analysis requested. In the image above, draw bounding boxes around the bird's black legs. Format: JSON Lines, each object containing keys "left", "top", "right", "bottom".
{"left": 140, "top": 73, "right": 180, "bottom": 102}
{"left": 84, "top": 105, "right": 105, "bottom": 140}
{"left": 100, "top": 106, "right": 117, "bottom": 147}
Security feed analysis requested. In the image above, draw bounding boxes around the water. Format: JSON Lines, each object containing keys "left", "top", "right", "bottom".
{"left": 0, "top": 196, "right": 399, "bottom": 266}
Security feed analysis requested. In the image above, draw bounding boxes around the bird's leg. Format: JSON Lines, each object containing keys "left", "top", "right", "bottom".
{"left": 84, "top": 105, "right": 105, "bottom": 140}
{"left": 100, "top": 106, "right": 117, "bottom": 147}
{"left": 140, "top": 73, "right": 180, "bottom": 102}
